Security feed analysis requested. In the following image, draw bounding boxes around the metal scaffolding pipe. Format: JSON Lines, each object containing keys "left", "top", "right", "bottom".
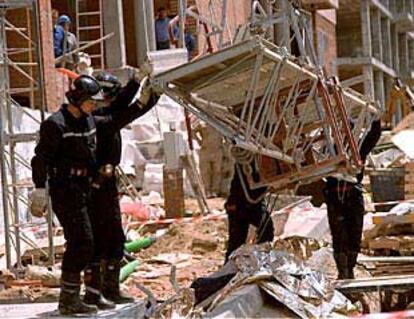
{"left": 0, "top": 7, "right": 12, "bottom": 270}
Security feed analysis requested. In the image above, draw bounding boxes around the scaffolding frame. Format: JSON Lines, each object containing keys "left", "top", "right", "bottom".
{"left": 0, "top": 0, "right": 54, "bottom": 271}
{"left": 154, "top": 0, "right": 381, "bottom": 192}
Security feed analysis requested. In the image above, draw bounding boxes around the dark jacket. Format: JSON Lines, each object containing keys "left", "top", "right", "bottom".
{"left": 92, "top": 80, "right": 157, "bottom": 167}
{"left": 31, "top": 105, "right": 97, "bottom": 188}
{"left": 31, "top": 93, "right": 157, "bottom": 188}
{"left": 227, "top": 163, "right": 268, "bottom": 208}
{"left": 326, "top": 119, "right": 382, "bottom": 188}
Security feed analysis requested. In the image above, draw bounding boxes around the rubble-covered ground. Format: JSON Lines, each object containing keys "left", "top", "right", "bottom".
{"left": 125, "top": 198, "right": 228, "bottom": 301}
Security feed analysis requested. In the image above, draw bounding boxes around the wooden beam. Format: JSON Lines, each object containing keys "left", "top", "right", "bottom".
{"left": 372, "top": 212, "right": 414, "bottom": 224}
{"left": 359, "top": 256, "right": 414, "bottom": 263}
{"left": 335, "top": 275, "right": 414, "bottom": 293}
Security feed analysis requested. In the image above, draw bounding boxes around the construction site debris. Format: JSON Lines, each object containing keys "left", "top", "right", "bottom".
{"left": 191, "top": 233, "right": 219, "bottom": 254}
{"left": 0, "top": 286, "right": 59, "bottom": 304}
{"left": 199, "top": 244, "right": 358, "bottom": 318}
{"left": 362, "top": 202, "right": 414, "bottom": 257}
{"left": 125, "top": 218, "right": 227, "bottom": 301}
{"left": 273, "top": 236, "right": 327, "bottom": 261}
{"left": 25, "top": 265, "right": 61, "bottom": 288}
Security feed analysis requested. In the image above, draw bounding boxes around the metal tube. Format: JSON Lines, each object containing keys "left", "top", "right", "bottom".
{"left": 178, "top": 0, "right": 186, "bottom": 49}
{"left": 0, "top": 7, "right": 12, "bottom": 270}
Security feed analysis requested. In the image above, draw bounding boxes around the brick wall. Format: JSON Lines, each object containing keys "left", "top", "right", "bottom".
{"left": 152, "top": 0, "right": 251, "bottom": 55}
{"left": 6, "top": 0, "right": 58, "bottom": 112}
{"left": 315, "top": 10, "right": 337, "bottom": 76}
{"left": 39, "top": 0, "right": 60, "bottom": 112}
{"left": 163, "top": 167, "right": 185, "bottom": 218}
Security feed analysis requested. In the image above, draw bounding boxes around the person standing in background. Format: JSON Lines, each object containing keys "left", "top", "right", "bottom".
{"left": 155, "top": 7, "right": 171, "bottom": 50}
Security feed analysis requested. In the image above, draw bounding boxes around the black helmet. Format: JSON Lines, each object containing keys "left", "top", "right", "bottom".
{"left": 95, "top": 71, "right": 121, "bottom": 99}
{"left": 66, "top": 75, "right": 103, "bottom": 107}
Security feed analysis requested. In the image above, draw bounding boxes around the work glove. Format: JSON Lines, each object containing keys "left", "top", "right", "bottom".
{"left": 132, "top": 62, "right": 152, "bottom": 83}
{"left": 30, "top": 188, "right": 48, "bottom": 218}
{"left": 137, "top": 77, "right": 153, "bottom": 106}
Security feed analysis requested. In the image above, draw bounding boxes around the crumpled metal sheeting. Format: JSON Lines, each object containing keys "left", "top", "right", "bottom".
{"left": 268, "top": 250, "right": 312, "bottom": 276}
{"left": 273, "top": 236, "right": 328, "bottom": 260}
{"left": 224, "top": 244, "right": 357, "bottom": 318}
{"left": 260, "top": 281, "right": 321, "bottom": 318}
{"left": 272, "top": 270, "right": 324, "bottom": 301}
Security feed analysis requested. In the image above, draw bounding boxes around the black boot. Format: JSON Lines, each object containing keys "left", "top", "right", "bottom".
{"left": 102, "top": 259, "right": 135, "bottom": 304}
{"left": 84, "top": 262, "right": 116, "bottom": 310}
{"left": 334, "top": 253, "right": 349, "bottom": 280}
{"left": 347, "top": 252, "right": 358, "bottom": 279}
{"left": 59, "top": 271, "right": 98, "bottom": 315}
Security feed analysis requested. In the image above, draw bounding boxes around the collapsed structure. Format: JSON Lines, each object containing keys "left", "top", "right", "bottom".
{"left": 155, "top": 0, "right": 380, "bottom": 191}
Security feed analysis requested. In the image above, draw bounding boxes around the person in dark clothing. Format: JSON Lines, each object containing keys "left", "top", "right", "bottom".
{"left": 324, "top": 119, "right": 382, "bottom": 279}
{"left": 225, "top": 160, "right": 274, "bottom": 262}
{"left": 30, "top": 75, "right": 156, "bottom": 315}
{"left": 83, "top": 72, "right": 159, "bottom": 308}
{"left": 31, "top": 75, "right": 103, "bottom": 316}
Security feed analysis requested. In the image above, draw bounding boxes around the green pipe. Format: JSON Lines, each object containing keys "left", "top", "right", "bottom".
{"left": 119, "top": 260, "right": 140, "bottom": 282}
{"left": 124, "top": 236, "right": 155, "bottom": 253}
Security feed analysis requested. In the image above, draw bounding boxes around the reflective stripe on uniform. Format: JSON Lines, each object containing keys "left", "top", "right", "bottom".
{"left": 62, "top": 128, "right": 96, "bottom": 138}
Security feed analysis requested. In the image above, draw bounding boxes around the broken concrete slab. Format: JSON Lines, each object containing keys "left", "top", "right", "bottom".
{"left": 0, "top": 301, "right": 146, "bottom": 319}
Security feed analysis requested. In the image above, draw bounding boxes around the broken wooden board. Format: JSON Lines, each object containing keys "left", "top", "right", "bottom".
{"left": 368, "top": 235, "right": 414, "bottom": 251}
{"left": 335, "top": 275, "right": 414, "bottom": 293}
{"left": 359, "top": 256, "right": 414, "bottom": 263}
{"left": 405, "top": 162, "right": 414, "bottom": 200}
{"left": 372, "top": 213, "right": 414, "bottom": 225}
{"left": 359, "top": 256, "right": 414, "bottom": 277}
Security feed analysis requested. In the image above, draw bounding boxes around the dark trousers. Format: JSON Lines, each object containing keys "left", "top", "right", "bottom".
{"left": 90, "top": 177, "right": 125, "bottom": 262}
{"left": 156, "top": 40, "right": 170, "bottom": 50}
{"left": 225, "top": 200, "right": 274, "bottom": 261}
{"left": 49, "top": 177, "right": 94, "bottom": 273}
{"left": 324, "top": 184, "right": 365, "bottom": 257}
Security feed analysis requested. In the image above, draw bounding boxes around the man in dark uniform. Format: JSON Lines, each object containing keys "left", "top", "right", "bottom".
{"left": 225, "top": 160, "right": 274, "bottom": 262}
{"left": 31, "top": 75, "right": 103, "bottom": 315}
{"left": 324, "top": 118, "right": 381, "bottom": 279}
{"left": 30, "top": 74, "right": 157, "bottom": 315}
{"left": 83, "top": 72, "right": 159, "bottom": 308}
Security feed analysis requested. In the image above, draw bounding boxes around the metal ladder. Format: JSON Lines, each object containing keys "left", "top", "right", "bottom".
{"left": 75, "top": 0, "right": 104, "bottom": 69}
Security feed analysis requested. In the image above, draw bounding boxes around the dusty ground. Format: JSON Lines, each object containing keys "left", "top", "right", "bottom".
{"left": 125, "top": 198, "right": 228, "bottom": 301}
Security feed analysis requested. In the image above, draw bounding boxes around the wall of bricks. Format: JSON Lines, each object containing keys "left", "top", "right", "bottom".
{"left": 315, "top": 10, "right": 338, "bottom": 76}
{"left": 163, "top": 167, "right": 185, "bottom": 218}
{"left": 6, "top": 0, "right": 58, "bottom": 112}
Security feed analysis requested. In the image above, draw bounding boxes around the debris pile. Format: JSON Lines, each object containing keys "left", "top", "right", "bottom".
{"left": 193, "top": 243, "right": 358, "bottom": 318}
{"left": 362, "top": 202, "right": 414, "bottom": 258}
{"left": 124, "top": 209, "right": 227, "bottom": 301}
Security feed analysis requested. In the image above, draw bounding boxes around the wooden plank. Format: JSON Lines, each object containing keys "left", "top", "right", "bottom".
{"left": 335, "top": 275, "right": 414, "bottom": 293}
{"left": 372, "top": 213, "right": 414, "bottom": 225}
{"left": 359, "top": 256, "right": 414, "bottom": 263}
{"left": 369, "top": 237, "right": 400, "bottom": 250}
